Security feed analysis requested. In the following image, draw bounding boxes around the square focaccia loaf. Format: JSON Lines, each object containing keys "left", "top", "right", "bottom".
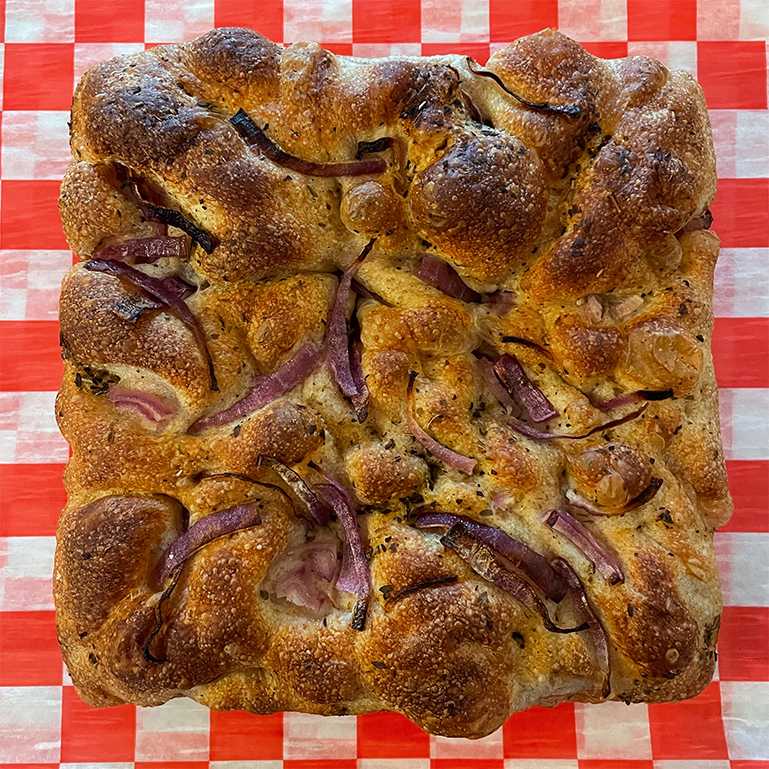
{"left": 55, "top": 27, "right": 731, "bottom": 738}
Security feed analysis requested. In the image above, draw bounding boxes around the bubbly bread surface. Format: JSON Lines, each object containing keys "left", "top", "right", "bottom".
{"left": 55, "top": 27, "right": 731, "bottom": 737}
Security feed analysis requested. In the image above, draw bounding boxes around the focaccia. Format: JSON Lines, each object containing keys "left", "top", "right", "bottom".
{"left": 54, "top": 27, "right": 731, "bottom": 738}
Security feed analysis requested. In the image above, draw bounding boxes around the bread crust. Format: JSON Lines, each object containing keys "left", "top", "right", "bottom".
{"left": 55, "top": 27, "right": 730, "bottom": 737}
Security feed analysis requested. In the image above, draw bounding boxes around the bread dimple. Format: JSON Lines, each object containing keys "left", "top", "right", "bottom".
{"left": 56, "top": 26, "right": 730, "bottom": 738}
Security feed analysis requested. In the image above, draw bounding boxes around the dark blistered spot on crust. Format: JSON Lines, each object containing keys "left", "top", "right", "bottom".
{"left": 408, "top": 133, "right": 546, "bottom": 282}
{"left": 346, "top": 446, "right": 427, "bottom": 504}
{"left": 550, "top": 314, "right": 625, "bottom": 380}
{"left": 59, "top": 162, "right": 145, "bottom": 256}
{"left": 211, "top": 401, "right": 325, "bottom": 469}
{"left": 269, "top": 627, "right": 363, "bottom": 705}
{"left": 183, "top": 27, "right": 281, "bottom": 96}
{"left": 613, "top": 551, "right": 698, "bottom": 679}
{"left": 72, "top": 53, "right": 211, "bottom": 169}
{"left": 59, "top": 267, "right": 209, "bottom": 404}
{"left": 362, "top": 583, "right": 512, "bottom": 736}
{"left": 55, "top": 495, "right": 182, "bottom": 633}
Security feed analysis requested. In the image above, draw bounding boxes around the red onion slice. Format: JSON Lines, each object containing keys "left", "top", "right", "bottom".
{"left": 551, "top": 557, "right": 611, "bottom": 697}
{"left": 545, "top": 509, "right": 624, "bottom": 585}
{"left": 315, "top": 484, "right": 370, "bottom": 630}
{"left": 466, "top": 58, "right": 582, "bottom": 118}
{"left": 327, "top": 241, "right": 375, "bottom": 421}
{"left": 406, "top": 371, "right": 477, "bottom": 475}
{"left": 508, "top": 403, "right": 649, "bottom": 441}
{"left": 417, "top": 255, "right": 482, "bottom": 303}
{"left": 95, "top": 236, "right": 187, "bottom": 264}
{"left": 266, "top": 537, "right": 340, "bottom": 613}
{"left": 84, "top": 259, "right": 218, "bottom": 391}
{"left": 155, "top": 503, "right": 262, "bottom": 585}
{"left": 107, "top": 386, "right": 177, "bottom": 424}
{"left": 484, "top": 290, "right": 516, "bottom": 315}
{"left": 565, "top": 477, "right": 663, "bottom": 516}
{"left": 493, "top": 354, "right": 557, "bottom": 423}
{"left": 477, "top": 355, "right": 518, "bottom": 413}
{"left": 259, "top": 457, "right": 330, "bottom": 526}
{"left": 414, "top": 512, "right": 567, "bottom": 602}
{"left": 231, "top": 109, "right": 386, "bottom": 177}
{"left": 440, "top": 523, "right": 586, "bottom": 634}
{"left": 188, "top": 342, "right": 321, "bottom": 433}
{"left": 590, "top": 389, "right": 673, "bottom": 412}
{"left": 349, "top": 339, "right": 369, "bottom": 422}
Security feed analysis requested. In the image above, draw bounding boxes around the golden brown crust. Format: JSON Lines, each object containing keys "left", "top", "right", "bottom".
{"left": 56, "top": 27, "right": 730, "bottom": 738}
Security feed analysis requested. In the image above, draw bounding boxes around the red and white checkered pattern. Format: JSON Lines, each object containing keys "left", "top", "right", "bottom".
{"left": 1, "top": 0, "right": 767, "bottom": 765}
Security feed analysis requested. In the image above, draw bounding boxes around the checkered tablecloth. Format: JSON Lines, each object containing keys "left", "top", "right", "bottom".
{"left": 0, "top": 0, "right": 767, "bottom": 766}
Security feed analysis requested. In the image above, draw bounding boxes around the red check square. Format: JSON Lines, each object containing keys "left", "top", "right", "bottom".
{"left": 719, "top": 607, "right": 769, "bottom": 681}
{"left": 698, "top": 42, "right": 767, "bottom": 109}
{"left": 135, "top": 764, "right": 209, "bottom": 769}
{"left": 284, "top": 763, "right": 357, "bottom": 769}
{"left": 490, "top": 0, "right": 557, "bottom": 40}
{"left": 352, "top": 0, "right": 421, "bottom": 43}
{"left": 0, "top": 464, "right": 66, "bottom": 537}
{"left": 710, "top": 178, "right": 769, "bottom": 249}
{"left": 0, "top": 321, "right": 64, "bottom": 391}
{"left": 648, "top": 681, "right": 728, "bottom": 759}
{"left": 210, "top": 710, "right": 283, "bottom": 760}
{"left": 579, "top": 762, "right": 653, "bottom": 769}
{"left": 0, "top": 612, "right": 61, "bottom": 686}
{"left": 61, "top": 687, "right": 136, "bottom": 762}
{"left": 628, "top": 0, "right": 696, "bottom": 40}
{"left": 1, "top": 181, "right": 69, "bottom": 250}
{"left": 503, "top": 702, "right": 576, "bottom": 757}
{"left": 713, "top": 317, "right": 769, "bottom": 389}
{"left": 357, "top": 711, "right": 430, "bottom": 758}
{"left": 3, "top": 44, "right": 74, "bottom": 110}
{"left": 723, "top": 461, "right": 769, "bottom": 533}
{"left": 75, "top": 0, "right": 144, "bottom": 42}
{"left": 432, "top": 761, "right": 503, "bottom": 769}
{"left": 215, "top": 0, "right": 284, "bottom": 42}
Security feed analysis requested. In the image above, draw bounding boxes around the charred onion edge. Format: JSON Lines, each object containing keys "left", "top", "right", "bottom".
{"left": 314, "top": 484, "right": 371, "bottom": 630}
{"left": 355, "top": 137, "right": 394, "bottom": 158}
{"left": 414, "top": 512, "right": 567, "bottom": 602}
{"left": 508, "top": 403, "right": 649, "bottom": 441}
{"left": 440, "top": 523, "right": 587, "bottom": 634}
{"left": 83, "top": 259, "right": 218, "bottom": 391}
{"left": 128, "top": 182, "right": 217, "bottom": 254}
{"left": 188, "top": 341, "right": 322, "bottom": 433}
{"left": 465, "top": 58, "right": 582, "bottom": 118}
{"left": 406, "top": 371, "right": 477, "bottom": 475}
{"left": 545, "top": 509, "right": 624, "bottom": 585}
{"left": 493, "top": 353, "right": 558, "bottom": 423}
{"left": 499, "top": 335, "right": 551, "bottom": 355}
{"left": 590, "top": 389, "right": 673, "bottom": 412}
{"left": 566, "top": 477, "right": 663, "bottom": 516}
{"left": 231, "top": 109, "right": 387, "bottom": 177}
{"left": 258, "top": 457, "right": 330, "bottom": 525}
{"left": 551, "top": 557, "right": 611, "bottom": 697}
{"left": 385, "top": 575, "right": 459, "bottom": 605}
{"left": 142, "top": 572, "right": 180, "bottom": 664}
